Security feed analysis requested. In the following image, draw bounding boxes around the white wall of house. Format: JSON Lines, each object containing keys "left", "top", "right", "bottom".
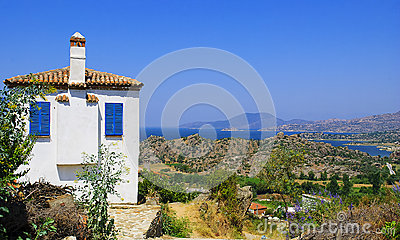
{"left": 24, "top": 89, "right": 140, "bottom": 204}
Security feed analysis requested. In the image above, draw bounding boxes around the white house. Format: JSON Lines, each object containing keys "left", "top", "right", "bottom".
{"left": 4, "top": 32, "right": 143, "bottom": 204}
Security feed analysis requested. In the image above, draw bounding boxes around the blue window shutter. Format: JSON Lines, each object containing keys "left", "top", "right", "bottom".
{"left": 105, "top": 103, "right": 123, "bottom": 135}
{"left": 114, "top": 103, "right": 123, "bottom": 135}
{"left": 30, "top": 102, "right": 50, "bottom": 136}
{"left": 40, "top": 102, "right": 50, "bottom": 136}
{"left": 105, "top": 103, "right": 114, "bottom": 135}
{"left": 30, "top": 103, "right": 40, "bottom": 135}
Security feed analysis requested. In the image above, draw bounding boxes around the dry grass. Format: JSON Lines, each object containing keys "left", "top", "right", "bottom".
{"left": 170, "top": 201, "right": 244, "bottom": 239}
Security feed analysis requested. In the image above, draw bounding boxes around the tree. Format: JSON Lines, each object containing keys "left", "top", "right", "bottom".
{"left": 369, "top": 171, "right": 383, "bottom": 194}
{"left": 0, "top": 83, "right": 52, "bottom": 181}
{"left": 299, "top": 172, "right": 306, "bottom": 180}
{"left": 259, "top": 146, "right": 304, "bottom": 214}
{"left": 327, "top": 178, "right": 340, "bottom": 195}
{"left": 320, "top": 171, "right": 328, "bottom": 181}
{"left": 0, "top": 82, "right": 52, "bottom": 239}
{"left": 330, "top": 173, "right": 340, "bottom": 181}
{"left": 308, "top": 171, "right": 315, "bottom": 181}
{"left": 341, "top": 174, "right": 353, "bottom": 196}
{"left": 209, "top": 174, "right": 244, "bottom": 232}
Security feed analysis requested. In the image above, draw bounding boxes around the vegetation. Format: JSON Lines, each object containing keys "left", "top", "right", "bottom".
{"left": 0, "top": 83, "right": 53, "bottom": 239}
{"left": 30, "top": 217, "right": 57, "bottom": 240}
{"left": 209, "top": 174, "right": 244, "bottom": 234}
{"left": 161, "top": 204, "right": 191, "bottom": 238}
{"left": 0, "top": 83, "right": 52, "bottom": 182}
{"left": 138, "top": 172, "right": 198, "bottom": 204}
{"left": 300, "top": 130, "right": 400, "bottom": 145}
{"left": 77, "top": 145, "right": 127, "bottom": 240}
{"left": 259, "top": 146, "right": 304, "bottom": 213}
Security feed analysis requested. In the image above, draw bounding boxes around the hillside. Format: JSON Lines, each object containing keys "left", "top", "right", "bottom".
{"left": 139, "top": 133, "right": 388, "bottom": 178}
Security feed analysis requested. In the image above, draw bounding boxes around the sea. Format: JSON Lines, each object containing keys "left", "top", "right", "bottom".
{"left": 140, "top": 128, "right": 392, "bottom": 157}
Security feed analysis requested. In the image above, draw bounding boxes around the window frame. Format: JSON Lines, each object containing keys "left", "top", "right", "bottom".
{"left": 29, "top": 101, "right": 51, "bottom": 136}
{"left": 105, "top": 102, "right": 123, "bottom": 136}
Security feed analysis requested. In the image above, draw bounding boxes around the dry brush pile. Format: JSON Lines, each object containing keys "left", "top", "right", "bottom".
{"left": 1, "top": 180, "right": 89, "bottom": 240}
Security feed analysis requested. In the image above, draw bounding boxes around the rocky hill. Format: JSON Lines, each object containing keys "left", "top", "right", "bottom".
{"left": 140, "top": 133, "right": 387, "bottom": 178}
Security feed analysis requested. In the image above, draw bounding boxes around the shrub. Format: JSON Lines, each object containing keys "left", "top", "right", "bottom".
{"left": 0, "top": 83, "right": 52, "bottom": 239}
{"left": 0, "top": 83, "right": 52, "bottom": 182}
{"left": 341, "top": 174, "right": 353, "bottom": 196}
{"left": 138, "top": 174, "right": 198, "bottom": 204}
{"left": 327, "top": 178, "right": 339, "bottom": 195}
{"left": 161, "top": 204, "right": 191, "bottom": 238}
{"left": 77, "top": 145, "right": 127, "bottom": 240}
{"left": 209, "top": 174, "right": 244, "bottom": 233}
{"left": 320, "top": 171, "right": 328, "bottom": 181}
{"left": 369, "top": 171, "right": 383, "bottom": 194}
{"left": 307, "top": 171, "right": 315, "bottom": 180}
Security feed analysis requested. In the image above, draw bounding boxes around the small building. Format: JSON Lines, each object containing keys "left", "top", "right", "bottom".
{"left": 248, "top": 202, "right": 268, "bottom": 216}
{"left": 4, "top": 32, "right": 143, "bottom": 203}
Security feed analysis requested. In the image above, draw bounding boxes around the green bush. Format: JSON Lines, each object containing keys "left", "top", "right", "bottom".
{"left": 138, "top": 175, "right": 198, "bottom": 204}
{"left": 77, "top": 145, "right": 127, "bottom": 240}
{"left": 0, "top": 83, "right": 52, "bottom": 239}
{"left": 161, "top": 204, "right": 191, "bottom": 238}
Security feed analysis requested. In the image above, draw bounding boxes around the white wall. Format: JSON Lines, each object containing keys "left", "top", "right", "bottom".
{"left": 25, "top": 89, "right": 140, "bottom": 204}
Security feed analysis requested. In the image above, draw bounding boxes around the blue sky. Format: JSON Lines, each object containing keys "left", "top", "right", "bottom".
{"left": 0, "top": 0, "right": 399, "bottom": 126}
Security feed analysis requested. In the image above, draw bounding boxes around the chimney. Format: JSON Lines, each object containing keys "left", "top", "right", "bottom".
{"left": 69, "top": 32, "right": 86, "bottom": 84}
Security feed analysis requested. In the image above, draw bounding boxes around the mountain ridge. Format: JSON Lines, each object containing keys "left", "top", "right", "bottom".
{"left": 180, "top": 111, "right": 400, "bottom": 133}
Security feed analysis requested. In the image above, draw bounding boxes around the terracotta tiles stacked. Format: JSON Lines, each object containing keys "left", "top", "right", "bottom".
{"left": 4, "top": 67, "right": 143, "bottom": 89}
{"left": 86, "top": 94, "right": 99, "bottom": 103}
{"left": 55, "top": 94, "right": 69, "bottom": 102}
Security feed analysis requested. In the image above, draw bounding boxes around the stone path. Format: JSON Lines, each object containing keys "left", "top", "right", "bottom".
{"left": 109, "top": 204, "right": 262, "bottom": 240}
{"left": 109, "top": 204, "right": 161, "bottom": 240}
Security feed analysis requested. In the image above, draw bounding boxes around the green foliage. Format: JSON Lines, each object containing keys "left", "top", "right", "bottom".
{"left": 327, "top": 178, "right": 340, "bottom": 195}
{"left": 0, "top": 83, "right": 52, "bottom": 181}
{"left": 299, "top": 172, "right": 306, "bottom": 180}
{"left": 320, "top": 171, "right": 328, "bottom": 181}
{"left": 330, "top": 173, "right": 340, "bottom": 181}
{"left": 77, "top": 145, "right": 127, "bottom": 240}
{"left": 138, "top": 172, "right": 198, "bottom": 204}
{"left": 259, "top": 146, "right": 304, "bottom": 212}
{"left": 0, "top": 83, "right": 52, "bottom": 239}
{"left": 166, "top": 163, "right": 197, "bottom": 173}
{"left": 210, "top": 174, "right": 244, "bottom": 233}
{"left": 341, "top": 174, "right": 353, "bottom": 196}
{"left": 352, "top": 174, "right": 370, "bottom": 184}
{"left": 161, "top": 204, "right": 191, "bottom": 238}
{"left": 369, "top": 171, "right": 383, "bottom": 194}
{"left": 30, "top": 217, "right": 57, "bottom": 240}
{"left": 300, "top": 181, "right": 323, "bottom": 194}
{"left": 383, "top": 221, "right": 400, "bottom": 240}
{"left": 307, "top": 171, "right": 315, "bottom": 180}
{"left": 237, "top": 175, "right": 268, "bottom": 197}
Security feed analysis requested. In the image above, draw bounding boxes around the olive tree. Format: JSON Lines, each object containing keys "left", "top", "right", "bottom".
{"left": 259, "top": 146, "right": 304, "bottom": 214}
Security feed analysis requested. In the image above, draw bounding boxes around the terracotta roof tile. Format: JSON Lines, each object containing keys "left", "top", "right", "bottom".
{"left": 55, "top": 94, "right": 69, "bottom": 102}
{"left": 4, "top": 67, "right": 143, "bottom": 90}
{"left": 86, "top": 94, "right": 99, "bottom": 103}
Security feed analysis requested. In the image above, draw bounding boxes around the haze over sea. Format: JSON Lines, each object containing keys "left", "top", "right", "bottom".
{"left": 140, "top": 127, "right": 392, "bottom": 157}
